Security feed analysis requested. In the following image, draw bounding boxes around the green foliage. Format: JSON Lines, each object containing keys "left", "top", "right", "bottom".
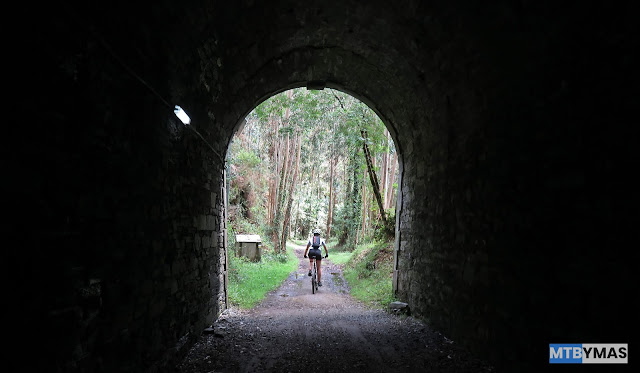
{"left": 336, "top": 240, "right": 396, "bottom": 308}
{"left": 327, "top": 251, "right": 352, "bottom": 265}
{"left": 333, "top": 149, "right": 363, "bottom": 248}
{"left": 374, "top": 209, "right": 396, "bottom": 241}
{"left": 230, "top": 86, "right": 397, "bottom": 257}
{"left": 226, "top": 87, "right": 399, "bottom": 314}
{"left": 227, "top": 140, "right": 266, "bottom": 230}
{"left": 233, "top": 149, "right": 261, "bottom": 168}
{"left": 227, "top": 242, "right": 298, "bottom": 309}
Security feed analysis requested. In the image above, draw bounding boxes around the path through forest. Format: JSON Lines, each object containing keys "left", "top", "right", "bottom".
{"left": 175, "top": 244, "right": 494, "bottom": 372}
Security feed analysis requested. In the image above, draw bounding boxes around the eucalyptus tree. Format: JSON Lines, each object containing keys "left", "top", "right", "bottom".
{"left": 229, "top": 87, "right": 398, "bottom": 252}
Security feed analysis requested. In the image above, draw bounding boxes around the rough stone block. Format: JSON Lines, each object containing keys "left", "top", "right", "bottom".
{"left": 389, "top": 301, "right": 410, "bottom": 315}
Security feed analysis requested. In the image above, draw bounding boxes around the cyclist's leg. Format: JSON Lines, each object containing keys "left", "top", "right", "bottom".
{"left": 317, "top": 258, "right": 322, "bottom": 284}
{"left": 308, "top": 249, "right": 316, "bottom": 274}
{"left": 309, "top": 249, "right": 318, "bottom": 273}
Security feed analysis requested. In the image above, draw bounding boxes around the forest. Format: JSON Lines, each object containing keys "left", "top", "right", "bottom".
{"left": 226, "top": 88, "right": 398, "bottom": 252}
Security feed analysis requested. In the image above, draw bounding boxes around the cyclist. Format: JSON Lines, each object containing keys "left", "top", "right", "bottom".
{"left": 304, "top": 228, "right": 329, "bottom": 286}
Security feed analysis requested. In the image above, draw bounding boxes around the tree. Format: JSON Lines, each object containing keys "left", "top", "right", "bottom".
{"left": 361, "top": 129, "right": 386, "bottom": 224}
{"left": 280, "top": 132, "right": 302, "bottom": 248}
{"left": 326, "top": 156, "right": 336, "bottom": 239}
{"left": 228, "top": 87, "right": 398, "bottom": 252}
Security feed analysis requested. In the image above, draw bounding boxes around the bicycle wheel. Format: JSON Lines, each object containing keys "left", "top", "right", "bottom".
{"left": 314, "top": 261, "right": 319, "bottom": 292}
{"left": 311, "top": 261, "right": 317, "bottom": 294}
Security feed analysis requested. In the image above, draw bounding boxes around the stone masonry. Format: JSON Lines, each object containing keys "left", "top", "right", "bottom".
{"left": 11, "top": 1, "right": 634, "bottom": 372}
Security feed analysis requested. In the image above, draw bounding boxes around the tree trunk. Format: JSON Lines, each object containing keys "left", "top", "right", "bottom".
{"left": 386, "top": 150, "right": 397, "bottom": 210}
{"left": 381, "top": 131, "right": 389, "bottom": 208}
{"left": 272, "top": 143, "right": 286, "bottom": 252}
{"left": 350, "top": 151, "right": 362, "bottom": 247}
{"left": 294, "top": 199, "right": 300, "bottom": 238}
{"left": 271, "top": 91, "right": 295, "bottom": 252}
{"left": 326, "top": 156, "right": 336, "bottom": 239}
{"left": 361, "top": 167, "right": 367, "bottom": 239}
{"left": 338, "top": 157, "right": 350, "bottom": 246}
{"left": 272, "top": 124, "right": 291, "bottom": 252}
{"left": 361, "top": 130, "right": 387, "bottom": 224}
{"left": 281, "top": 133, "right": 302, "bottom": 248}
{"left": 267, "top": 115, "right": 278, "bottom": 225}
{"left": 331, "top": 177, "right": 337, "bottom": 235}
{"left": 280, "top": 132, "right": 290, "bottom": 209}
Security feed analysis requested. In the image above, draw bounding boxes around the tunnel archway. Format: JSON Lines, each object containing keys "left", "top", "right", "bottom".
{"left": 224, "top": 85, "right": 403, "bottom": 308}
{"left": 182, "top": 10, "right": 492, "bottom": 361}
{"left": 18, "top": 1, "right": 634, "bottom": 372}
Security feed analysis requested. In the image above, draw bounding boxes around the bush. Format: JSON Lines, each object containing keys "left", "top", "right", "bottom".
{"left": 373, "top": 209, "right": 395, "bottom": 241}
{"left": 339, "top": 240, "right": 396, "bottom": 309}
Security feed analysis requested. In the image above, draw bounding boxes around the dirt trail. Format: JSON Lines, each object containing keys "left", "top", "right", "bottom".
{"left": 175, "top": 245, "right": 494, "bottom": 373}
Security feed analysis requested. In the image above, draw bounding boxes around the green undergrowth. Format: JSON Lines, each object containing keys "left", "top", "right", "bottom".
{"left": 290, "top": 238, "right": 306, "bottom": 246}
{"left": 331, "top": 240, "right": 396, "bottom": 309}
{"left": 328, "top": 251, "right": 352, "bottom": 265}
{"left": 228, "top": 242, "right": 298, "bottom": 309}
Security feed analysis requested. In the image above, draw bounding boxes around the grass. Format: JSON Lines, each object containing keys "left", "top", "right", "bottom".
{"left": 328, "top": 252, "right": 352, "bottom": 265}
{"left": 290, "top": 238, "right": 307, "bottom": 246}
{"left": 227, "top": 237, "right": 396, "bottom": 311}
{"left": 331, "top": 240, "right": 397, "bottom": 309}
{"left": 227, "top": 242, "right": 298, "bottom": 309}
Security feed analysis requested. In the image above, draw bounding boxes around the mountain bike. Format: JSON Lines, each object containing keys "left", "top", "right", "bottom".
{"left": 309, "top": 254, "right": 328, "bottom": 294}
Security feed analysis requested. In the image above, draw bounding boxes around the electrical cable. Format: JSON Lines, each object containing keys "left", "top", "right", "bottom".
{"left": 95, "top": 37, "right": 173, "bottom": 110}
{"left": 185, "top": 126, "right": 223, "bottom": 161}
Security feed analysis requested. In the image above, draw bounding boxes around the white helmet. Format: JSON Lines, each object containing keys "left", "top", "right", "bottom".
{"left": 312, "top": 228, "right": 321, "bottom": 235}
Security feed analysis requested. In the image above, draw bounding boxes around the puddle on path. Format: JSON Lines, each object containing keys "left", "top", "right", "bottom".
{"left": 330, "top": 272, "right": 344, "bottom": 287}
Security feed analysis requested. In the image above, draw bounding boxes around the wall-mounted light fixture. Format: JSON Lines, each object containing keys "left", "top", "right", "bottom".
{"left": 174, "top": 105, "right": 191, "bottom": 125}
{"left": 173, "top": 105, "right": 223, "bottom": 162}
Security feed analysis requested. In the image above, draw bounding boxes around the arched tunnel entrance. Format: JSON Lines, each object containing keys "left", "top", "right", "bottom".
{"left": 224, "top": 86, "right": 401, "bottom": 307}
{"left": 14, "top": 1, "right": 633, "bottom": 372}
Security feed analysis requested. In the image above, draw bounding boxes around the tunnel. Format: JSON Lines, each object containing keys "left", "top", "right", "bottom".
{"left": 12, "top": 0, "right": 634, "bottom": 372}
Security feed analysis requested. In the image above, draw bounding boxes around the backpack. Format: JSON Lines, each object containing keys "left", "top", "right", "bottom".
{"left": 312, "top": 235, "right": 321, "bottom": 248}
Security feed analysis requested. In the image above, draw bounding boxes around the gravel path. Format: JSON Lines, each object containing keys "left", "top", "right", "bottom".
{"left": 175, "top": 245, "right": 494, "bottom": 372}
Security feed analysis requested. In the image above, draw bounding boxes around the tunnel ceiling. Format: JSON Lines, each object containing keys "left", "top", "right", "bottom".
{"left": 161, "top": 0, "right": 496, "bottom": 158}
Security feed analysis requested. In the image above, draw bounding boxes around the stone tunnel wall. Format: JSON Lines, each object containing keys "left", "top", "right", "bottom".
{"left": 12, "top": 1, "right": 634, "bottom": 372}
{"left": 176, "top": 1, "right": 634, "bottom": 370}
{"left": 14, "top": 2, "right": 229, "bottom": 372}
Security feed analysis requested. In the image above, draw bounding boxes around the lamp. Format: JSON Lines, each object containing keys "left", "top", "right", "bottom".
{"left": 174, "top": 105, "right": 191, "bottom": 125}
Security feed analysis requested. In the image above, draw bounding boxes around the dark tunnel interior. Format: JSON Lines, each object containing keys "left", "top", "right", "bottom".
{"left": 9, "top": 0, "right": 635, "bottom": 372}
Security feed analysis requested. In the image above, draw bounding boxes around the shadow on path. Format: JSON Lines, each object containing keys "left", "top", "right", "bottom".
{"left": 175, "top": 244, "right": 494, "bottom": 373}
